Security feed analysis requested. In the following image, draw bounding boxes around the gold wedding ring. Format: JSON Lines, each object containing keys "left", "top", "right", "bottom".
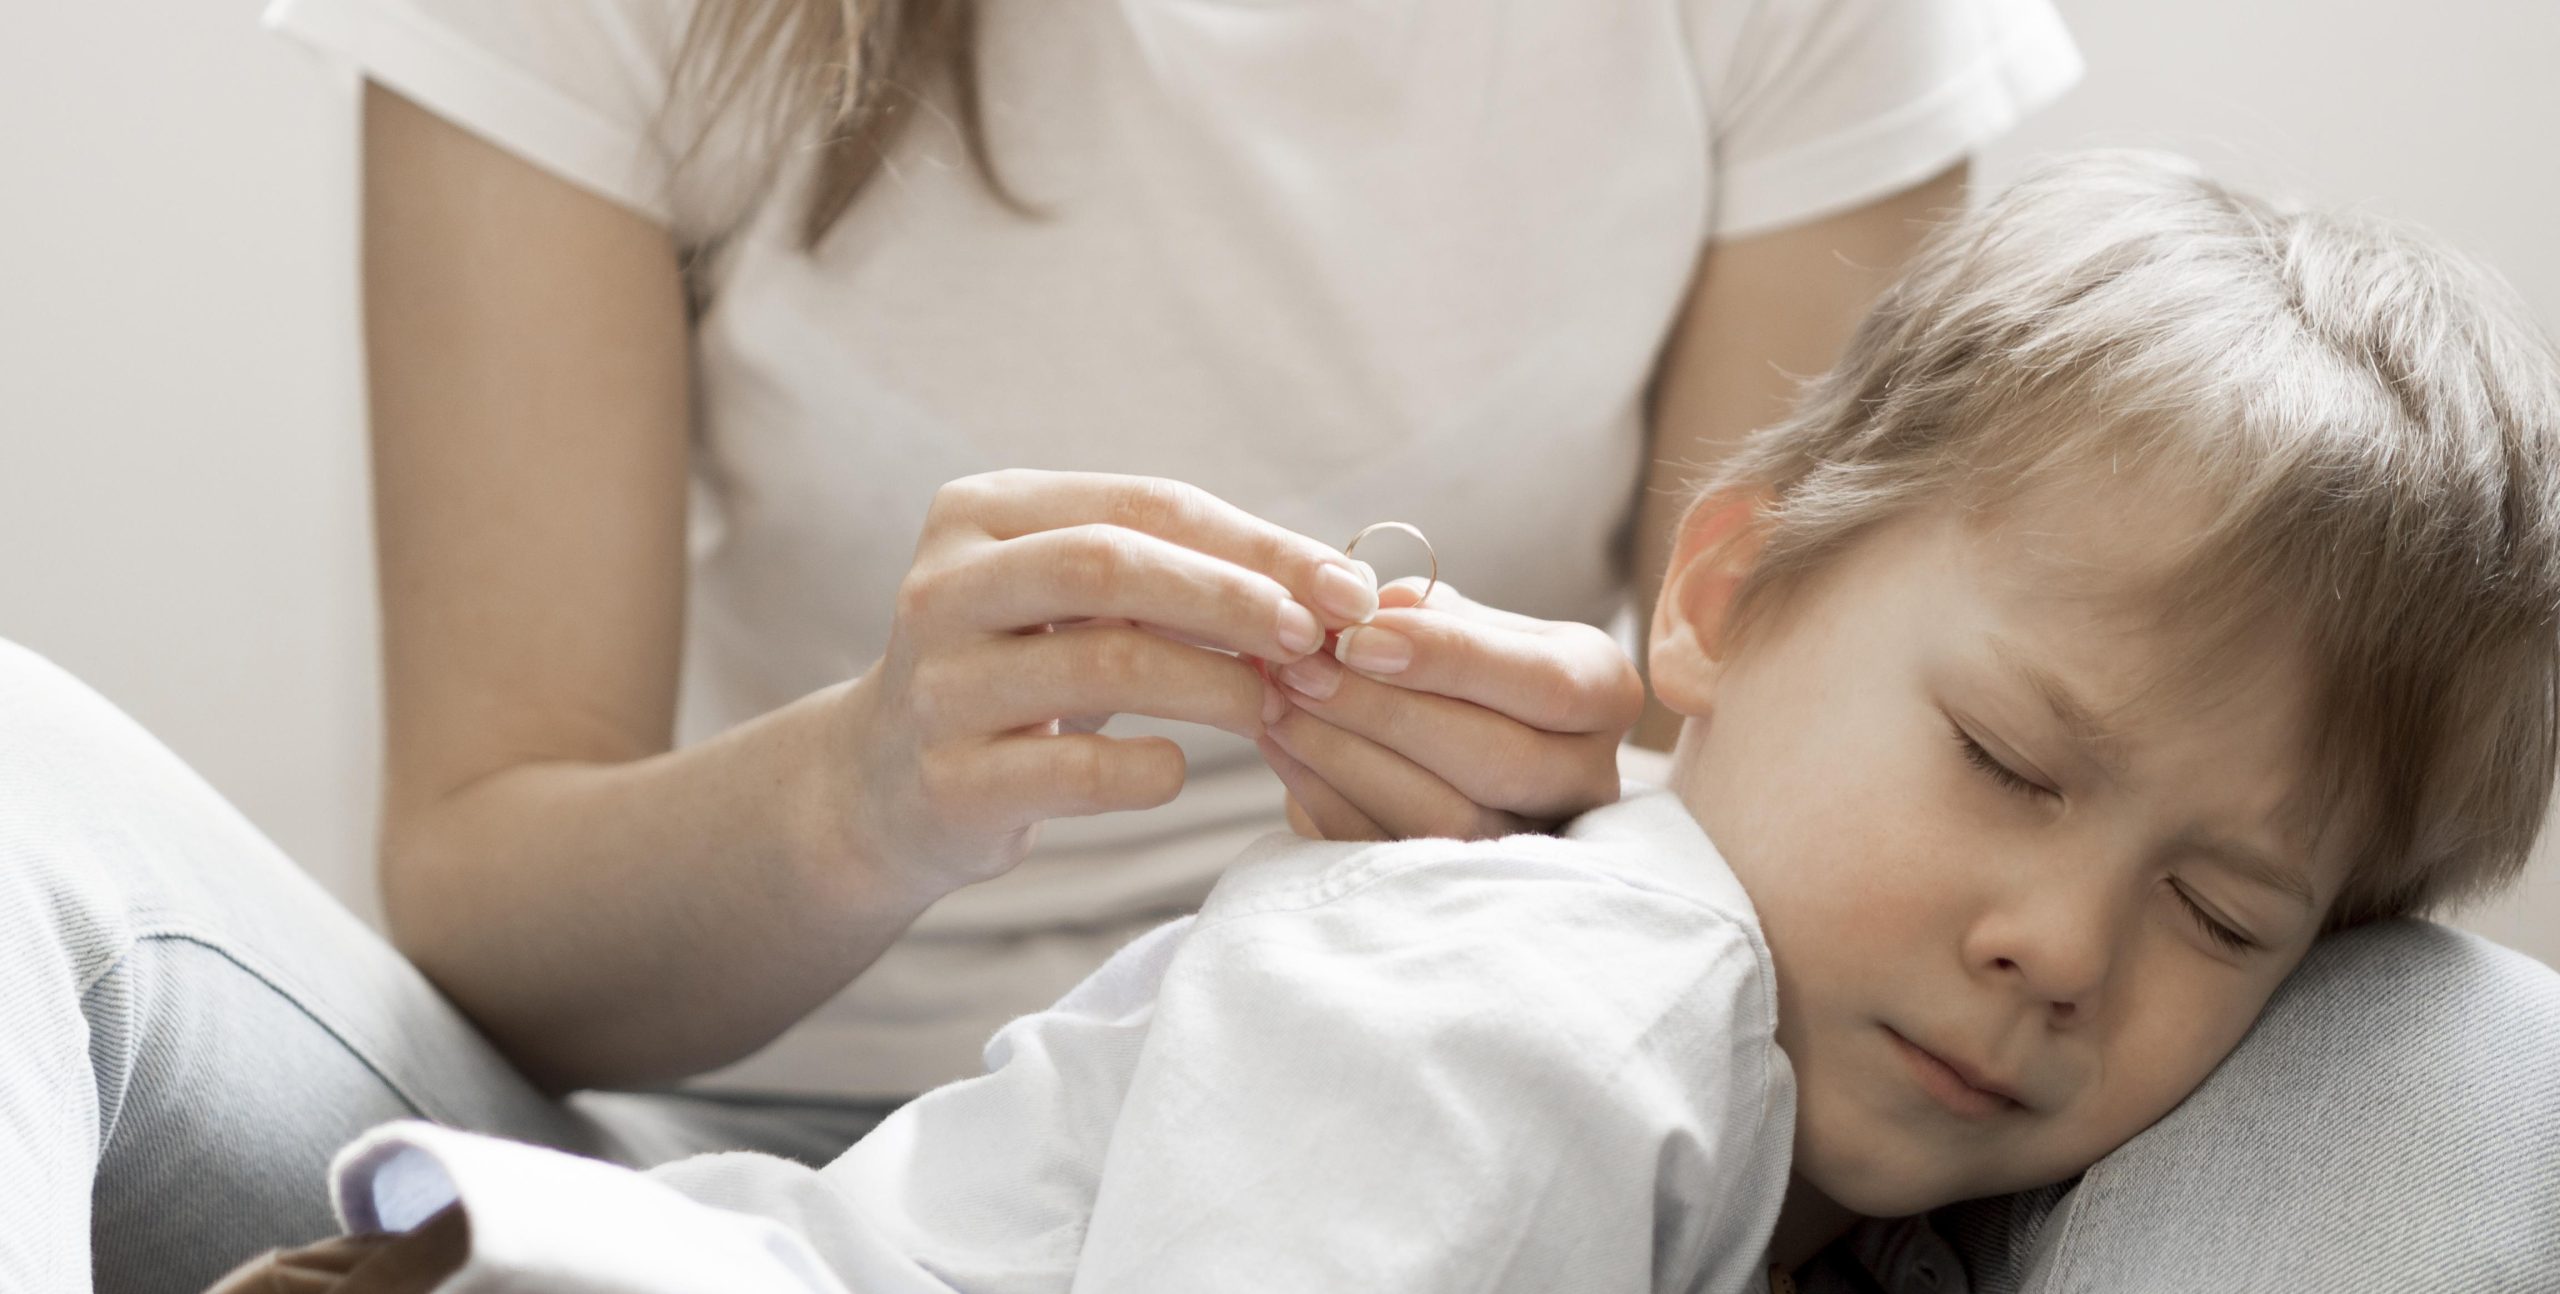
{"left": 1343, "top": 521, "right": 1438, "bottom": 606}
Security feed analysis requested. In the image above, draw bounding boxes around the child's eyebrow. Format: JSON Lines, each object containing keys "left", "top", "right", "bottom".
{"left": 1989, "top": 638, "right": 2318, "bottom": 913}
{"left": 2183, "top": 837, "right": 2318, "bottom": 913}
{"left": 1988, "top": 638, "right": 2129, "bottom": 779}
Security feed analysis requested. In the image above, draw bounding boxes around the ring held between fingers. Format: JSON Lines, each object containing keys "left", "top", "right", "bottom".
{"left": 942, "top": 470, "right": 1383, "bottom": 637}
{"left": 1327, "top": 604, "right": 1645, "bottom": 735}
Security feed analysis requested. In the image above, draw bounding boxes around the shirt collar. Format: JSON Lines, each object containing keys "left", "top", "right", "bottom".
{"left": 1561, "top": 785, "right": 1761, "bottom": 926}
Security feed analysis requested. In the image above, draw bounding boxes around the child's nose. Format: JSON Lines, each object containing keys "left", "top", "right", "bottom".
{"left": 1968, "top": 881, "right": 2124, "bottom": 1020}
{"left": 1991, "top": 955, "right": 2084, "bottom": 1025}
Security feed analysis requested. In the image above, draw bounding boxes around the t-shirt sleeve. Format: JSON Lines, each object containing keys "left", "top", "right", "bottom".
{"left": 1688, "top": 0, "right": 2084, "bottom": 239}
{"left": 1069, "top": 854, "right": 1789, "bottom": 1293}
{"left": 258, "top": 0, "right": 764, "bottom": 246}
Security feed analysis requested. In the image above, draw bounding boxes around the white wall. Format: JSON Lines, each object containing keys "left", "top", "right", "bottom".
{"left": 3, "top": 2, "right": 2553, "bottom": 963}
{"left": 2, "top": 4, "right": 379, "bottom": 915}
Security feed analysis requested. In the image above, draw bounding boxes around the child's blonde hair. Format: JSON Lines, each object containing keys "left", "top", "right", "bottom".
{"left": 1701, "top": 151, "right": 2560, "bottom": 929}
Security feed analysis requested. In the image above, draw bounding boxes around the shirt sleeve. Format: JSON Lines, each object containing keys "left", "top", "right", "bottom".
{"left": 1069, "top": 854, "right": 1789, "bottom": 1294}
{"left": 311, "top": 917, "right": 1204, "bottom": 1294}
{"left": 323, "top": 1122, "right": 862, "bottom": 1293}
{"left": 1688, "top": 0, "right": 2084, "bottom": 239}
{"left": 258, "top": 0, "right": 766, "bottom": 246}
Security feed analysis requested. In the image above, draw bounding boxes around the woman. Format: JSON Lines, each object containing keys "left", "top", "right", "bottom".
{"left": 6, "top": 0, "right": 2079, "bottom": 1287}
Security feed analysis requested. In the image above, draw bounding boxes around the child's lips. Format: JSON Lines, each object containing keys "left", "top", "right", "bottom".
{"left": 1884, "top": 1025, "right": 2031, "bottom": 1116}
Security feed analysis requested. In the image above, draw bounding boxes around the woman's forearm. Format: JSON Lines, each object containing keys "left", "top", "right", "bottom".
{"left": 380, "top": 675, "right": 925, "bottom": 1095}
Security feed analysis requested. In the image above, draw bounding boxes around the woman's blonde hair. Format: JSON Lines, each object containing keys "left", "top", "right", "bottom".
{"left": 664, "top": 0, "right": 1003, "bottom": 251}
{"left": 1701, "top": 150, "right": 2560, "bottom": 930}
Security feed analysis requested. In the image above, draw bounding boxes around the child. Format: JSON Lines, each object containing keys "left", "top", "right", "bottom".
{"left": 209, "top": 151, "right": 2560, "bottom": 1293}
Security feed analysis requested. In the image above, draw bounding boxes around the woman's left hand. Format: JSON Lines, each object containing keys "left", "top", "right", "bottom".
{"left": 1253, "top": 579, "right": 1646, "bottom": 840}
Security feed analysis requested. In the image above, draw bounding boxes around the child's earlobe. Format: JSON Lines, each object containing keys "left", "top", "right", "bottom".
{"left": 1647, "top": 610, "right": 1722, "bottom": 717}
{"left": 1647, "top": 490, "right": 1769, "bottom": 717}
{"left": 1647, "top": 559, "right": 1741, "bottom": 717}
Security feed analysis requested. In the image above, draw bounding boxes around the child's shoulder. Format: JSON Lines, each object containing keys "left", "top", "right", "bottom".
{"left": 1209, "top": 789, "right": 1755, "bottom": 919}
{"left": 1198, "top": 790, "right": 1771, "bottom": 980}
{"left": 1178, "top": 790, "right": 1781, "bottom": 1071}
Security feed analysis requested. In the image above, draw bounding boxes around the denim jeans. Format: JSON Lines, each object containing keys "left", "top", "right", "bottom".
{"left": 0, "top": 639, "right": 895, "bottom": 1294}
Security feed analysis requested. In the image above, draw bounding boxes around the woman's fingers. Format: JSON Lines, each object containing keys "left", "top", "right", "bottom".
{"left": 1327, "top": 582, "right": 1645, "bottom": 735}
{"left": 914, "top": 524, "right": 1330, "bottom": 661}
{"left": 930, "top": 733, "right": 1191, "bottom": 829}
{"left": 927, "top": 470, "right": 1381, "bottom": 628}
{"left": 879, "top": 473, "right": 1637, "bottom": 872}
{"left": 1373, "top": 575, "right": 1554, "bottom": 634}
{"left": 1258, "top": 580, "right": 1638, "bottom": 831}
{"left": 1270, "top": 650, "right": 1622, "bottom": 820}
{"left": 1257, "top": 732, "right": 1388, "bottom": 842}
{"left": 1281, "top": 794, "right": 1326, "bottom": 840}
{"left": 864, "top": 469, "right": 1389, "bottom": 894}
{"left": 1264, "top": 703, "right": 1524, "bottom": 841}
{"left": 918, "top": 625, "right": 1280, "bottom": 740}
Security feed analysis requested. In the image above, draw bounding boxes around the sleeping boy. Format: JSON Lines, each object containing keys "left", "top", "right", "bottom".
{"left": 209, "top": 150, "right": 2560, "bottom": 1293}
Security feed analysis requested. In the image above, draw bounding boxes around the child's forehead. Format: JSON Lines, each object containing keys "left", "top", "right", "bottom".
{"left": 1944, "top": 468, "right": 2290, "bottom": 661}
{"left": 1956, "top": 461, "right": 2225, "bottom": 595}
{"left": 1953, "top": 495, "right": 2312, "bottom": 727}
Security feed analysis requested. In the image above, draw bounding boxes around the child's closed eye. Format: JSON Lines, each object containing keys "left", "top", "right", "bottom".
{"left": 1948, "top": 717, "right": 2260, "bottom": 954}
{"left": 1947, "top": 718, "right": 2051, "bottom": 798}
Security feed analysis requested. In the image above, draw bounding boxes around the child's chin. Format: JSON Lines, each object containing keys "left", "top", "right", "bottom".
{"left": 1793, "top": 1140, "right": 1945, "bottom": 1219}
{"left": 1799, "top": 1139, "right": 2050, "bottom": 1220}
{"left": 1821, "top": 1174, "right": 1945, "bottom": 1220}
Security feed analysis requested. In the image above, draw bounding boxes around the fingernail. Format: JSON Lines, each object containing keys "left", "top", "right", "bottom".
{"left": 1275, "top": 599, "right": 1323, "bottom": 655}
{"left": 1278, "top": 651, "right": 1342, "bottom": 701}
{"left": 1335, "top": 625, "right": 1411, "bottom": 674}
{"left": 1312, "top": 562, "right": 1380, "bottom": 624}
{"left": 1262, "top": 678, "right": 1289, "bottom": 726}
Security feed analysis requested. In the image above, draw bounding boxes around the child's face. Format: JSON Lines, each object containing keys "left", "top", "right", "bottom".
{"left": 1649, "top": 489, "right": 2348, "bottom": 1218}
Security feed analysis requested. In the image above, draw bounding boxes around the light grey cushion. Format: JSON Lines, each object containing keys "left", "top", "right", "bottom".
{"left": 1941, "top": 919, "right": 2560, "bottom": 1293}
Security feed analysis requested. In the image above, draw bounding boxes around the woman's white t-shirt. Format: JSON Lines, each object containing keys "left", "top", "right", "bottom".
{"left": 264, "top": 0, "right": 2080, "bottom": 1097}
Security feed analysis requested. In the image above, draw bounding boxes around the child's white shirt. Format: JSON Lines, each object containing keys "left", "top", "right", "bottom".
{"left": 327, "top": 789, "right": 1796, "bottom": 1292}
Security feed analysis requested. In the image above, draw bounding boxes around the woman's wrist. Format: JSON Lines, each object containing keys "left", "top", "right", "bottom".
{"left": 786, "top": 668, "right": 966, "bottom": 918}
{"left": 379, "top": 681, "right": 955, "bottom": 1092}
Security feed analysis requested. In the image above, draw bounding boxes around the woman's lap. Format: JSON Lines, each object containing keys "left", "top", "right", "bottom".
{"left": 0, "top": 638, "right": 889, "bottom": 1294}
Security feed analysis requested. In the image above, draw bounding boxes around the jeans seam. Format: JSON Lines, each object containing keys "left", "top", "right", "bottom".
{"left": 121, "top": 918, "right": 454, "bottom": 1127}
{"left": 78, "top": 950, "right": 134, "bottom": 1159}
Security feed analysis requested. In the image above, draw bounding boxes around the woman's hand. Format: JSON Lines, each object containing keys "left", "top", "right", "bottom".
{"left": 831, "top": 469, "right": 1380, "bottom": 899}
{"left": 1254, "top": 579, "right": 1645, "bottom": 840}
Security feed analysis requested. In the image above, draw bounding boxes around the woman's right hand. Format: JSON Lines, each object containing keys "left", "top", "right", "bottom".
{"left": 829, "top": 469, "right": 1383, "bottom": 901}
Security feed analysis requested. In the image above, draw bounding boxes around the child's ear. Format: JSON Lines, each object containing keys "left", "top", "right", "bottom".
{"left": 1649, "top": 489, "right": 1769, "bottom": 718}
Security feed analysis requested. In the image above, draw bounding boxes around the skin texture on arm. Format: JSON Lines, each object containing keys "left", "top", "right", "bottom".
{"left": 361, "top": 81, "right": 929, "bottom": 1093}
{"left": 1628, "top": 163, "right": 1970, "bottom": 752}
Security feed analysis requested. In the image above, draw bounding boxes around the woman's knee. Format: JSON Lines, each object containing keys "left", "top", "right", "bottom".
{"left": 0, "top": 640, "right": 163, "bottom": 979}
{"left": 0, "top": 640, "right": 609, "bottom": 1284}
{"left": 90, "top": 935, "right": 471, "bottom": 1294}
